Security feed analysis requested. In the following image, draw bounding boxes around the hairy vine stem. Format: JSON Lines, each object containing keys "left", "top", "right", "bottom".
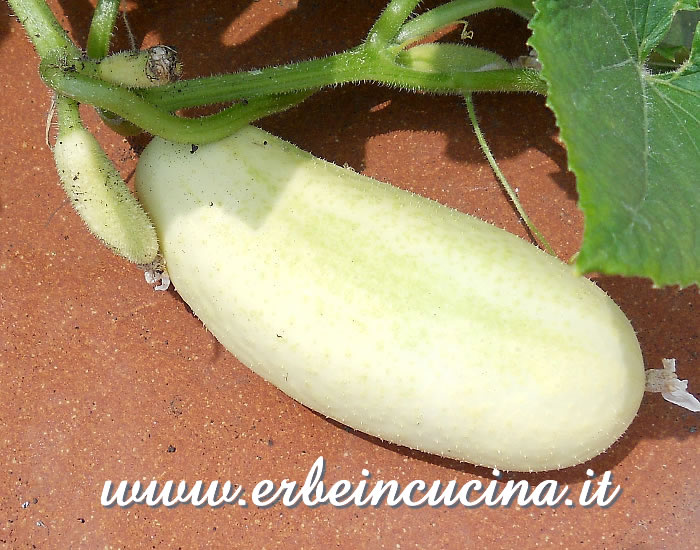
{"left": 464, "top": 94, "right": 555, "bottom": 256}
{"left": 12, "top": 0, "right": 546, "bottom": 142}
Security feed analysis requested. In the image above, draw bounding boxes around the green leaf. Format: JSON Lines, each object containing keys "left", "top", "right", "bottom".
{"left": 529, "top": 0, "right": 700, "bottom": 287}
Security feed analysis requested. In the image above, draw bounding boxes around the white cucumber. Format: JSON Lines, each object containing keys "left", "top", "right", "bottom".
{"left": 134, "top": 126, "right": 645, "bottom": 471}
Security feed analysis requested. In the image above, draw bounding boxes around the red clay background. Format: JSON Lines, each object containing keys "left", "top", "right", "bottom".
{"left": 1, "top": 1, "right": 697, "bottom": 548}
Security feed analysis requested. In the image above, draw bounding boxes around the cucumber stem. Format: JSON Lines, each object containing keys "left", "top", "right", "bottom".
{"left": 7, "top": 0, "right": 80, "bottom": 58}
{"left": 395, "top": 0, "right": 504, "bottom": 45}
{"left": 86, "top": 0, "right": 141, "bottom": 135}
{"left": 138, "top": 47, "right": 546, "bottom": 112}
{"left": 42, "top": 61, "right": 312, "bottom": 143}
{"left": 55, "top": 94, "right": 82, "bottom": 136}
{"left": 365, "top": 0, "right": 421, "bottom": 50}
{"left": 86, "top": 0, "right": 121, "bottom": 59}
{"left": 464, "top": 94, "right": 556, "bottom": 257}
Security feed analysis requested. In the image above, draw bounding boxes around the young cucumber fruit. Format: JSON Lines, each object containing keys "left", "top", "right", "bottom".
{"left": 53, "top": 118, "right": 158, "bottom": 264}
{"left": 134, "top": 126, "right": 645, "bottom": 471}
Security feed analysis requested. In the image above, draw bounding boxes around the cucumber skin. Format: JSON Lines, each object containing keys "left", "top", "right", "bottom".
{"left": 135, "top": 126, "right": 645, "bottom": 472}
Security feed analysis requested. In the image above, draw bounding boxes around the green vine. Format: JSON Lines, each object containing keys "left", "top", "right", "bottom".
{"left": 86, "top": 0, "right": 121, "bottom": 59}
{"left": 11, "top": 0, "right": 546, "bottom": 141}
{"left": 8, "top": 0, "right": 556, "bottom": 262}
{"left": 464, "top": 94, "right": 555, "bottom": 256}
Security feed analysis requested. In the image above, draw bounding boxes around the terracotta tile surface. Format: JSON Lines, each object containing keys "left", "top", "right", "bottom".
{"left": 1, "top": 1, "right": 698, "bottom": 548}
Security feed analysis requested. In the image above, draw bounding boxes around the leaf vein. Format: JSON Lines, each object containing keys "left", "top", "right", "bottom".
{"left": 592, "top": 0, "right": 636, "bottom": 61}
{"left": 592, "top": 58, "right": 636, "bottom": 73}
{"left": 648, "top": 84, "right": 700, "bottom": 154}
